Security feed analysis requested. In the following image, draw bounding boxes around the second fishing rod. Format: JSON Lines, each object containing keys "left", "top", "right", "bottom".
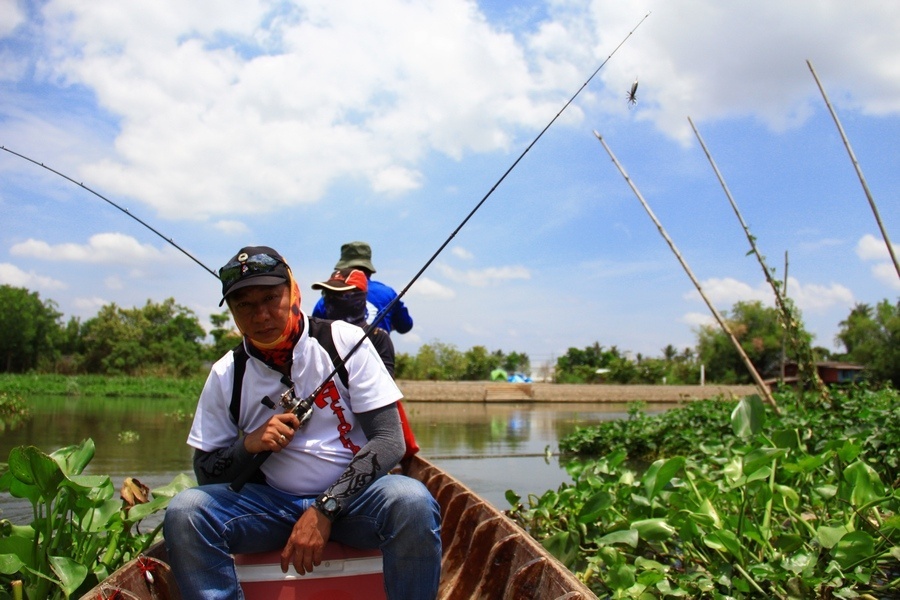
{"left": 228, "top": 11, "right": 651, "bottom": 491}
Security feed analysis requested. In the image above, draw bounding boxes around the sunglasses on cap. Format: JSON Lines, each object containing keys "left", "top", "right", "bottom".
{"left": 218, "top": 253, "right": 283, "bottom": 286}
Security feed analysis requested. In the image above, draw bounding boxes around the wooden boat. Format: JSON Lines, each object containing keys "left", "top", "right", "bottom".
{"left": 81, "top": 455, "right": 597, "bottom": 599}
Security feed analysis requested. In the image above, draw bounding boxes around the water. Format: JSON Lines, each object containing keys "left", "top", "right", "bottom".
{"left": 0, "top": 396, "right": 667, "bottom": 523}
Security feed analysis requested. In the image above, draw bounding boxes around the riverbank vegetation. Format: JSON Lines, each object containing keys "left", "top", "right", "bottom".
{"left": 0, "top": 439, "right": 191, "bottom": 599}
{"left": 2, "top": 284, "right": 897, "bottom": 386}
{"left": 508, "top": 386, "right": 900, "bottom": 598}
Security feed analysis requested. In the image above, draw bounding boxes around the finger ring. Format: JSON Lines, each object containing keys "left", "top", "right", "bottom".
{"left": 279, "top": 434, "right": 287, "bottom": 445}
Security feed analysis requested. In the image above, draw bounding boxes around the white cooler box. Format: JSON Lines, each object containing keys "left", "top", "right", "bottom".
{"left": 234, "top": 542, "right": 386, "bottom": 600}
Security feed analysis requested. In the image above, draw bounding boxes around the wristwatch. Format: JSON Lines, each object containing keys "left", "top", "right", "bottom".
{"left": 315, "top": 493, "right": 341, "bottom": 521}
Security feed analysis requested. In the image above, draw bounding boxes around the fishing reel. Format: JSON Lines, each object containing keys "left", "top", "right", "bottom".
{"left": 278, "top": 386, "right": 316, "bottom": 429}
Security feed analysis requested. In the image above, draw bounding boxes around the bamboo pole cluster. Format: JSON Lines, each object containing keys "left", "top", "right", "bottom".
{"left": 591, "top": 60, "right": 897, "bottom": 410}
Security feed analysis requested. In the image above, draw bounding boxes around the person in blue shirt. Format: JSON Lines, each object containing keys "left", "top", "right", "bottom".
{"left": 312, "top": 241, "right": 413, "bottom": 335}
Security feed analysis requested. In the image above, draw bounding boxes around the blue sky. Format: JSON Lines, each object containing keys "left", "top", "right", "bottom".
{"left": 1, "top": 0, "right": 898, "bottom": 373}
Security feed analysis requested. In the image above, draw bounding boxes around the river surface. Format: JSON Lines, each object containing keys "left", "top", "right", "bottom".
{"left": 0, "top": 396, "right": 667, "bottom": 524}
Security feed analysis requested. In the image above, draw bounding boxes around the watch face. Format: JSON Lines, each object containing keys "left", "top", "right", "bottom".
{"left": 323, "top": 497, "right": 338, "bottom": 512}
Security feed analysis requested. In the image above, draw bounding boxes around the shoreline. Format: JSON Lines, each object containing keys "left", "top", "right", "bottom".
{"left": 396, "top": 380, "right": 758, "bottom": 403}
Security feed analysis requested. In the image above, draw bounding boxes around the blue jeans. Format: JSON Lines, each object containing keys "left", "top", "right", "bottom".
{"left": 163, "top": 474, "right": 441, "bottom": 600}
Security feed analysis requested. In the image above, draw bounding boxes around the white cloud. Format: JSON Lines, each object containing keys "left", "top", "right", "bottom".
{"left": 437, "top": 263, "right": 531, "bottom": 287}
{"left": 451, "top": 246, "right": 474, "bottom": 260}
{"left": 680, "top": 311, "right": 715, "bottom": 328}
{"left": 73, "top": 296, "right": 109, "bottom": 313}
{"left": 686, "top": 276, "right": 854, "bottom": 314}
{"left": 25, "top": 0, "right": 565, "bottom": 220}
{"left": 786, "top": 278, "right": 854, "bottom": 313}
{"left": 855, "top": 233, "right": 900, "bottom": 289}
{"left": 213, "top": 220, "right": 250, "bottom": 235}
{"left": 0, "top": 263, "right": 67, "bottom": 290}
{"left": 684, "top": 277, "right": 771, "bottom": 307}
{"left": 104, "top": 275, "right": 124, "bottom": 290}
{"left": 10, "top": 233, "right": 164, "bottom": 264}
{"left": 0, "top": 1, "right": 25, "bottom": 37}
{"left": 407, "top": 277, "right": 455, "bottom": 299}
{"left": 856, "top": 233, "right": 896, "bottom": 261}
{"left": 7, "top": 0, "right": 898, "bottom": 222}
{"left": 872, "top": 262, "right": 900, "bottom": 291}
{"left": 577, "top": 0, "right": 900, "bottom": 140}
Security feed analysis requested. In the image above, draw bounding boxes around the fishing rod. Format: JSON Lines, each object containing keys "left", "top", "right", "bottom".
{"left": 0, "top": 10, "right": 651, "bottom": 491}
{"left": 0, "top": 145, "right": 219, "bottom": 279}
{"left": 229, "top": 11, "right": 651, "bottom": 491}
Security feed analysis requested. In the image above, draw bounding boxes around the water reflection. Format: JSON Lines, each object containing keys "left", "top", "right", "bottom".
{"left": 0, "top": 397, "right": 666, "bottom": 522}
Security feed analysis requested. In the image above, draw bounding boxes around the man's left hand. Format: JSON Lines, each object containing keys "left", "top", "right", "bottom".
{"left": 280, "top": 506, "right": 332, "bottom": 575}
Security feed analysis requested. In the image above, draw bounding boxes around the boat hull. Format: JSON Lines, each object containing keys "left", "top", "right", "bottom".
{"left": 80, "top": 455, "right": 596, "bottom": 599}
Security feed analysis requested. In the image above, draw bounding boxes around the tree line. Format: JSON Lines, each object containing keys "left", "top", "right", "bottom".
{"left": 1, "top": 284, "right": 896, "bottom": 386}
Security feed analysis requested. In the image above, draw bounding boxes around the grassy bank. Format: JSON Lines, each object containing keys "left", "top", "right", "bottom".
{"left": 0, "top": 373, "right": 207, "bottom": 399}
{"left": 1, "top": 373, "right": 757, "bottom": 402}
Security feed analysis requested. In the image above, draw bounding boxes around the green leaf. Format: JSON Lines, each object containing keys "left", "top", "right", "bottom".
{"left": 817, "top": 525, "right": 850, "bottom": 549}
{"left": 731, "top": 395, "right": 765, "bottom": 438}
{"left": 505, "top": 490, "right": 521, "bottom": 506}
{"left": 703, "top": 529, "right": 744, "bottom": 561}
{"left": 631, "top": 518, "right": 676, "bottom": 542}
{"left": 0, "top": 553, "right": 25, "bottom": 575}
{"left": 149, "top": 473, "right": 195, "bottom": 498}
{"left": 773, "top": 483, "right": 800, "bottom": 509}
{"left": 80, "top": 499, "right": 124, "bottom": 533}
{"left": 833, "top": 531, "right": 875, "bottom": 569}
{"left": 843, "top": 460, "right": 885, "bottom": 507}
{"left": 577, "top": 490, "right": 613, "bottom": 524}
{"left": 49, "top": 555, "right": 88, "bottom": 597}
{"left": 642, "top": 457, "right": 685, "bottom": 501}
{"left": 51, "top": 439, "right": 95, "bottom": 477}
{"left": 742, "top": 448, "right": 786, "bottom": 475}
{"left": 597, "top": 529, "right": 639, "bottom": 548}
{"left": 8, "top": 446, "right": 64, "bottom": 501}
{"left": 541, "top": 530, "right": 580, "bottom": 567}
{"left": 606, "top": 562, "right": 636, "bottom": 590}
{"left": 124, "top": 495, "right": 172, "bottom": 523}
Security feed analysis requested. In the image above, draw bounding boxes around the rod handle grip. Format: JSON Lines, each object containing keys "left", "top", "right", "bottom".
{"left": 230, "top": 450, "right": 272, "bottom": 492}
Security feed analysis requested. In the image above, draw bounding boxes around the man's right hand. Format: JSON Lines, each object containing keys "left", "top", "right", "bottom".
{"left": 243, "top": 413, "right": 300, "bottom": 454}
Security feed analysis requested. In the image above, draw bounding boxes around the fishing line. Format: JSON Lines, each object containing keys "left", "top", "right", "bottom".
{"left": 231, "top": 11, "right": 652, "bottom": 490}
{"left": 0, "top": 145, "right": 219, "bottom": 278}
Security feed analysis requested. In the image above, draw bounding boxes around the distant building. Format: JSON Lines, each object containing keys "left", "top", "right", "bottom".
{"left": 766, "top": 361, "right": 865, "bottom": 388}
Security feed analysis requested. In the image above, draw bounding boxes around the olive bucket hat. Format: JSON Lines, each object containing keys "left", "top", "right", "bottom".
{"left": 334, "top": 241, "right": 376, "bottom": 274}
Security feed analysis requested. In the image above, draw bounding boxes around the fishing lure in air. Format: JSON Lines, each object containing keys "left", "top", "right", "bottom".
{"left": 627, "top": 77, "right": 639, "bottom": 107}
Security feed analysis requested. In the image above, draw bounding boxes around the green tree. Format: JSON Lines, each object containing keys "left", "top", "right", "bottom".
{"left": 207, "top": 310, "right": 242, "bottom": 359}
{"left": 696, "top": 300, "right": 797, "bottom": 384}
{"left": 80, "top": 298, "right": 205, "bottom": 376}
{"left": 462, "top": 345, "right": 500, "bottom": 380}
{"left": 0, "top": 285, "right": 63, "bottom": 372}
{"left": 835, "top": 299, "right": 900, "bottom": 387}
{"left": 502, "top": 351, "right": 531, "bottom": 375}
{"left": 555, "top": 343, "right": 623, "bottom": 383}
{"left": 401, "top": 341, "right": 467, "bottom": 380}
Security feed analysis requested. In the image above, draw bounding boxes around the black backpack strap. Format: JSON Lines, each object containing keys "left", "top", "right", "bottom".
{"left": 307, "top": 317, "right": 350, "bottom": 389}
{"left": 230, "top": 342, "right": 249, "bottom": 425}
{"left": 229, "top": 319, "right": 348, "bottom": 426}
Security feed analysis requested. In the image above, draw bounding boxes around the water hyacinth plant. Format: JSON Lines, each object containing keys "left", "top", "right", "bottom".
{"left": 508, "top": 389, "right": 900, "bottom": 598}
{"left": 0, "top": 439, "right": 192, "bottom": 599}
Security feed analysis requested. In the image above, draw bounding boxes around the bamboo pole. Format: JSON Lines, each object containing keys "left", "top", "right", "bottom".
{"left": 688, "top": 117, "right": 830, "bottom": 405}
{"left": 592, "top": 131, "right": 779, "bottom": 412}
{"left": 807, "top": 59, "right": 900, "bottom": 281}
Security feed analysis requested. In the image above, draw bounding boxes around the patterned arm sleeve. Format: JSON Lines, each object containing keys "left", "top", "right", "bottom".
{"left": 320, "top": 403, "right": 404, "bottom": 515}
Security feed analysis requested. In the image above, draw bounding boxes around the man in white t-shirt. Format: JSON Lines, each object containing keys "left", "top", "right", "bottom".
{"left": 163, "top": 245, "right": 441, "bottom": 600}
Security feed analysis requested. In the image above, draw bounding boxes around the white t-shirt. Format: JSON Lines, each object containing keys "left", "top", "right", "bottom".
{"left": 188, "top": 316, "right": 402, "bottom": 496}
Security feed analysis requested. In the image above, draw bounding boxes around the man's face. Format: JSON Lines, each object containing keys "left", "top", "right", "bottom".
{"left": 228, "top": 283, "right": 291, "bottom": 344}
